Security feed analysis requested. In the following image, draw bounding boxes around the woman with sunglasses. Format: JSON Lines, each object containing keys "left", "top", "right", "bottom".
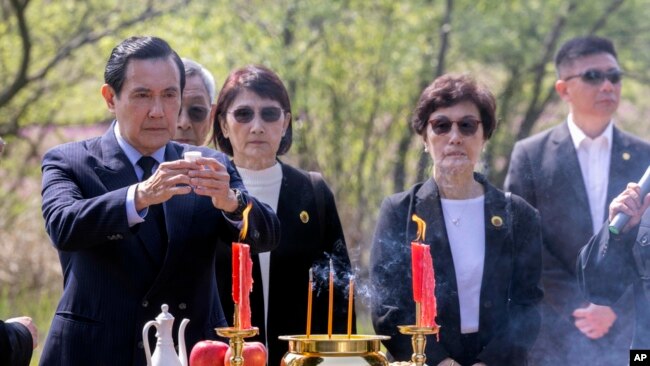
{"left": 370, "top": 74, "right": 543, "bottom": 366}
{"left": 212, "top": 65, "right": 355, "bottom": 366}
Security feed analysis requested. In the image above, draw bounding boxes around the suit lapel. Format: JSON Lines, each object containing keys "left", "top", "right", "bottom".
{"left": 481, "top": 181, "right": 510, "bottom": 288}
{"left": 95, "top": 124, "right": 139, "bottom": 190}
{"left": 551, "top": 124, "right": 593, "bottom": 228}
{"left": 608, "top": 128, "right": 638, "bottom": 218}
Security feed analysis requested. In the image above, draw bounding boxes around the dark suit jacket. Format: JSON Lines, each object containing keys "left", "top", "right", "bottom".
{"left": 505, "top": 122, "right": 650, "bottom": 365}
{"left": 215, "top": 163, "right": 355, "bottom": 366}
{"left": 0, "top": 320, "right": 33, "bottom": 366}
{"left": 578, "top": 211, "right": 650, "bottom": 350}
{"left": 371, "top": 174, "right": 543, "bottom": 366}
{"left": 39, "top": 124, "right": 280, "bottom": 366}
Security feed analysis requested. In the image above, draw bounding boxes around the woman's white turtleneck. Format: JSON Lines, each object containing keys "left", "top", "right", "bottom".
{"left": 236, "top": 162, "right": 283, "bottom": 348}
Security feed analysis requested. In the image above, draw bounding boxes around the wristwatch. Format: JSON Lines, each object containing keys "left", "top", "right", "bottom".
{"left": 228, "top": 188, "right": 248, "bottom": 218}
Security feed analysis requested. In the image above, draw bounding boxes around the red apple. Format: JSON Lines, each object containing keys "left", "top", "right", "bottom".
{"left": 190, "top": 340, "right": 229, "bottom": 366}
{"left": 224, "top": 341, "right": 267, "bottom": 366}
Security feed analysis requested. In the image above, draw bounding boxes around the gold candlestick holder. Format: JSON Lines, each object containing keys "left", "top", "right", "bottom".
{"left": 216, "top": 326, "right": 259, "bottom": 366}
{"left": 397, "top": 325, "right": 439, "bottom": 366}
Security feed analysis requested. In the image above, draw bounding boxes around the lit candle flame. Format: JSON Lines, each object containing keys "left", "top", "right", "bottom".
{"left": 306, "top": 268, "right": 313, "bottom": 338}
{"left": 412, "top": 214, "right": 426, "bottom": 242}
{"left": 238, "top": 203, "right": 254, "bottom": 241}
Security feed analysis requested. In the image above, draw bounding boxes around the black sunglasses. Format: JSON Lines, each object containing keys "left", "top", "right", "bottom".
{"left": 185, "top": 106, "right": 209, "bottom": 123}
{"left": 229, "top": 106, "right": 283, "bottom": 123}
{"left": 564, "top": 69, "right": 623, "bottom": 85}
{"left": 428, "top": 116, "right": 480, "bottom": 136}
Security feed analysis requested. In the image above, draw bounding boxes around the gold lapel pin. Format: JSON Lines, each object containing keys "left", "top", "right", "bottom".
{"left": 491, "top": 215, "right": 503, "bottom": 227}
{"left": 300, "top": 211, "right": 310, "bottom": 223}
{"left": 622, "top": 152, "right": 631, "bottom": 161}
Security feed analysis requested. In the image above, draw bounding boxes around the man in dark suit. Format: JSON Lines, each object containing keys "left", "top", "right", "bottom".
{"left": 39, "top": 36, "right": 280, "bottom": 365}
{"left": 578, "top": 181, "right": 650, "bottom": 352}
{"left": 505, "top": 35, "right": 650, "bottom": 365}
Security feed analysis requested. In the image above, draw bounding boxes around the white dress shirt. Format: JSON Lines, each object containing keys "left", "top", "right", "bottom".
{"left": 567, "top": 115, "right": 613, "bottom": 235}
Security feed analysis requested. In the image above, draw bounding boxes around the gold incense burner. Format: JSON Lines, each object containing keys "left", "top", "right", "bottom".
{"left": 279, "top": 334, "right": 390, "bottom": 366}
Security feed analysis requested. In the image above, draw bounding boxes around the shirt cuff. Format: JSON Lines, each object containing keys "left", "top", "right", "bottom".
{"left": 127, "top": 184, "right": 147, "bottom": 227}
{"left": 223, "top": 212, "right": 243, "bottom": 229}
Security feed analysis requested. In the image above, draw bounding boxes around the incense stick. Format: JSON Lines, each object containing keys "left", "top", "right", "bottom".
{"left": 328, "top": 259, "right": 334, "bottom": 339}
{"left": 306, "top": 268, "right": 313, "bottom": 338}
{"left": 347, "top": 276, "right": 354, "bottom": 338}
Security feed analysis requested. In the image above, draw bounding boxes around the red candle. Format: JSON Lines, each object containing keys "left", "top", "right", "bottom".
{"left": 232, "top": 203, "right": 254, "bottom": 330}
{"left": 232, "top": 243, "right": 253, "bottom": 329}
{"left": 411, "top": 242, "right": 438, "bottom": 327}
{"left": 411, "top": 214, "right": 438, "bottom": 328}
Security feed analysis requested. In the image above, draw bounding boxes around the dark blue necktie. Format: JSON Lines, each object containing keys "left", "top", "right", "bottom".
{"left": 137, "top": 156, "right": 168, "bottom": 264}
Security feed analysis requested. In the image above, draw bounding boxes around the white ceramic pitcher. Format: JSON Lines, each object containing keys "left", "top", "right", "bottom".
{"left": 143, "top": 304, "right": 190, "bottom": 366}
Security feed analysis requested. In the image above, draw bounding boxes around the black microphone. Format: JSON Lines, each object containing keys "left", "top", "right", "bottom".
{"left": 609, "top": 165, "right": 650, "bottom": 234}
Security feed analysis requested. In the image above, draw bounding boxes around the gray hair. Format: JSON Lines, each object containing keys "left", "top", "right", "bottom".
{"left": 181, "top": 58, "right": 217, "bottom": 102}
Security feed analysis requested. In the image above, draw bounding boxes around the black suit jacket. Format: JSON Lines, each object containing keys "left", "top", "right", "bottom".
{"left": 215, "top": 163, "right": 354, "bottom": 366}
{"left": 371, "top": 174, "right": 543, "bottom": 366}
{"left": 39, "top": 124, "right": 280, "bottom": 366}
{"left": 0, "top": 320, "right": 33, "bottom": 366}
{"left": 505, "top": 122, "right": 650, "bottom": 365}
{"left": 578, "top": 211, "right": 650, "bottom": 351}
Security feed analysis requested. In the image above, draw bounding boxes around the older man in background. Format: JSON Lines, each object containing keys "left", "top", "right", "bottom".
{"left": 174, "top": 58, "right": 216, "bottom": 146}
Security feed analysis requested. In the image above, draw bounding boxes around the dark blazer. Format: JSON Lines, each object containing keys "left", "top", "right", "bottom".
{"left": 0, "top": 320, "right": 33, "bottom": 366}
{"left": 39, "top": 124, "right": 280, "bottom": 366}
{"left": 215, "top": 162, "right": 355, "bottom": 366}
{"left": 505, "top": 122, "right": 650, "bottom": 365}
{"left": 371, "top": 174, "right": 543, "bottom": 366}
{"left": 578, "top": 211, "right": 650, "bottom": 350}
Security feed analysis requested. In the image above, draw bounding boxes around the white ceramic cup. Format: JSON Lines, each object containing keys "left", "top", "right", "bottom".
{"left": 184, "top": 151, "right": 202, "bottom": 163}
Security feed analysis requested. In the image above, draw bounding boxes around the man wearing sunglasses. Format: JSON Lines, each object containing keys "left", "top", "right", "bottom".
{"left": 174, "top": 58, "right": 216, "bottom": 146}
{"left": 505, "top": 35, "right": 650, "bottom": 365}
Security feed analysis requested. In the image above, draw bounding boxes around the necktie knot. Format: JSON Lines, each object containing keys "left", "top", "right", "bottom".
{"left": 137, "top": 156, "right": 157, "bottom": 181}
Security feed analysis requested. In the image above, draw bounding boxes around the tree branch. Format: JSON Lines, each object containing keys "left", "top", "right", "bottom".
{"left": 0, "top": 0, "right": 32, "bottom": 109}
{"left": 589, "top": 0, "right": 625, "bottom": 34}
{"left": 0, "top": 1, "right": 186, "bottom": 110}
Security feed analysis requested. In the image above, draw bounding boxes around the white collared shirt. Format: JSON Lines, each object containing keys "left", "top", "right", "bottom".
{"left": 567, "top": 115, "right": 613, "bottom": 235}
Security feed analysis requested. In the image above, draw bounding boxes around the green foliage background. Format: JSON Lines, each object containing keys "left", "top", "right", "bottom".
{"left": 3, "top": 0, "right": 650, "bottom": 363}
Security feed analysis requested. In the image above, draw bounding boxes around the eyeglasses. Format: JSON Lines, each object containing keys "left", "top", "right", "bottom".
{"left": 185, "top": 106, "right": 209, "bottom": 123}
{"left": 428, "top": 116, "right": 481, "bottom": 136}
{"left": 228, "top": 106, "right": 283, "bottom": 123}
{"left": 563, "top": 69, "right": 623, "bottom": 85}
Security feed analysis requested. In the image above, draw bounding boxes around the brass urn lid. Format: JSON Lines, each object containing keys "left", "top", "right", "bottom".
{"left": 279, "top": 334, "right": 390, "bottom": 355}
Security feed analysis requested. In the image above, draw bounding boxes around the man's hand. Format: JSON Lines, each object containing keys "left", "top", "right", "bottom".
{"left": 6, "top": 316, "right": 38, "bottom": 349}
{"left": 609, "top": 182, "right": 650, "bottom": 233}
{"left": 188, "top": 157, "right": 239, "bottom": 212}
{"left": 572, "top": 303, "right": 616, "bottom": 339}
{"left": 134, "top": 160, "right": 194, "bottom": 211}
